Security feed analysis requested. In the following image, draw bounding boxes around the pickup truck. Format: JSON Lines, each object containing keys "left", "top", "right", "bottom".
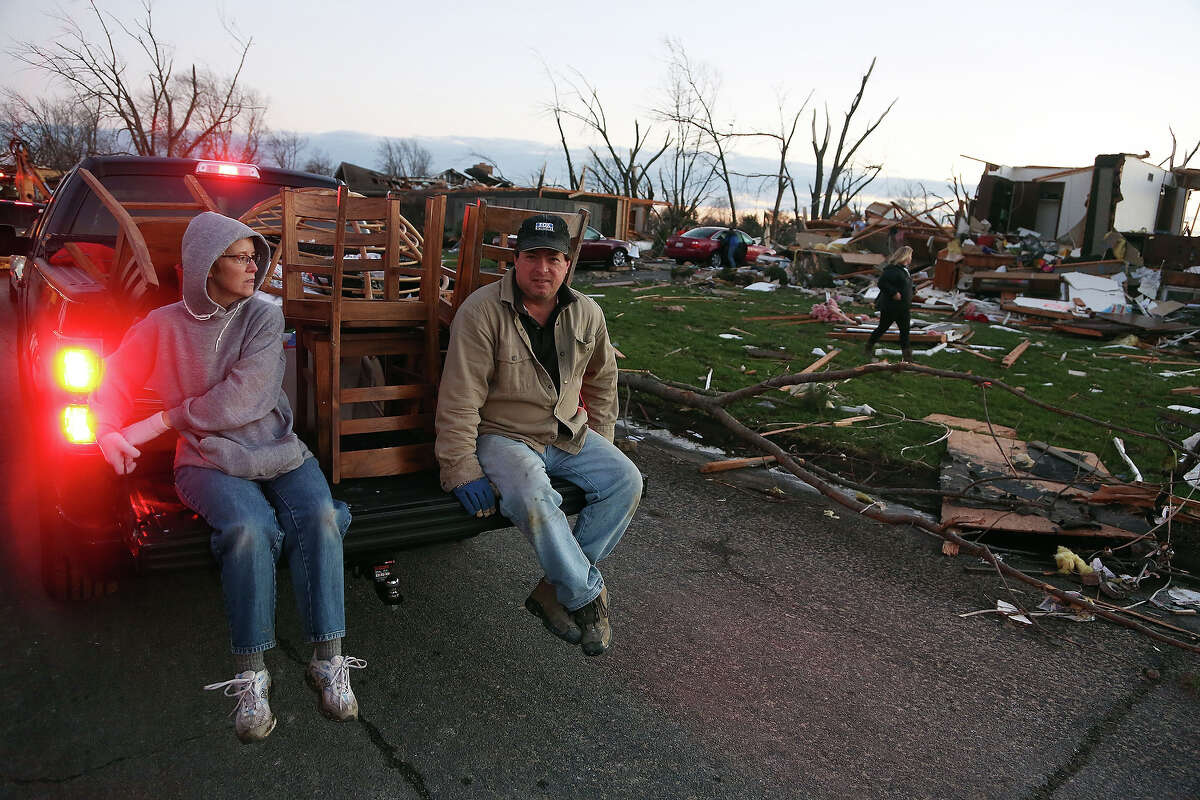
{"left": 11, "top": 156, "right": 585, "bottom": 599}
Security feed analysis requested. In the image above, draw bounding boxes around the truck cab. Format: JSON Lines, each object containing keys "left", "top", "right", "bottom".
{"left": 12, "top": 156, "right": 584, "bottom": 599}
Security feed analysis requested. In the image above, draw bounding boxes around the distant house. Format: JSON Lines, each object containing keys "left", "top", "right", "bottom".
{"left": 971, "top": 153, "right": 1200, "bottom": 265}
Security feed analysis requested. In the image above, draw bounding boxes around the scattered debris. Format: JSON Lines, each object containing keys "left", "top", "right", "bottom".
{"left": 1001, "top": 339, "right": 1031, "bottom": 367}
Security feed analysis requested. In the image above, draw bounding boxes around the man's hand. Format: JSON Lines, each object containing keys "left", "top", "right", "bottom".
{"left": 453, "top": 477, "right": 497, "bottom": 518}
{"left": 122, "top": 411, "right": 171, "bottom": 447}
{"left": 893, "top": 291, "right": 902, "bottom": 301}
{"left": 97, "top": 431, "right": 141, "bottom": 475}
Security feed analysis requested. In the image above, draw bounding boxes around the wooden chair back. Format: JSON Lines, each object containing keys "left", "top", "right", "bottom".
{"left": 280, "top": 187, "right": 430, "bottom": 328}
{"left": 75, "top": 168, "right": 219, "bottom": 308}
{"left": 440, "top": 200, "right": 589, "bottom": 325}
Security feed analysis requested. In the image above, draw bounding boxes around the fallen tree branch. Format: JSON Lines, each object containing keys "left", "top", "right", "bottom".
{"left": 703, "top": 361, "right": 1184, "bottom": 452}
{"left": 619, "top": 369, "right": 1200, "bottom": 655}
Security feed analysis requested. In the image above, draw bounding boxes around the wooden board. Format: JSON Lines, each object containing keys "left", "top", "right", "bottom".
{"left": 939, "top": 505, "right": 1140, "bottom": 539}
{"left": 922, "top": 414, "right": 1017, "bottom": 438}
{"left": 1001, "top": 339, "right": 1031, "bottom": 368}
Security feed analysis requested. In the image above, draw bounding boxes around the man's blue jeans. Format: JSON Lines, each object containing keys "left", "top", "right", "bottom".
{"left": 477, "top": 430, "right": 641, "bottom": 612}
{"left": 175, "top": 458, "right": 352, "bottom": 655}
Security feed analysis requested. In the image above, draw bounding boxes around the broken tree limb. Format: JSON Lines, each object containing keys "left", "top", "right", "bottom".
{"left": 618, "top": 368, "right": 1200, "bottom": 655}
{"left": 699, "top": 361, "right": 1183, "bottom": 452}
{"left": 699, "top": 455, "right": 777, "bottom": 474}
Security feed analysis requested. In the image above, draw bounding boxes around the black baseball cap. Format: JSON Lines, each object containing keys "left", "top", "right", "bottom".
{"left": 515, "top": 213, "right": 570, "bottom": 255}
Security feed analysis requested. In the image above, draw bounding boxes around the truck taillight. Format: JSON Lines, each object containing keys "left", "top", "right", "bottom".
{"left": 62, "top": 406, "right": 96, "bottom": 444}
{"left": 195, "top": 160, "right": 260, "bottom": 179}
{"left": 56, "top": 346, "right": 102, "bottom": 393}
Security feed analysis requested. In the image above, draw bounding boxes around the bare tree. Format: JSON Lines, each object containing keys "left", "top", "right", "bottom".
{"left": 809, "top": 58, "right": 896, "bottom": 219}
{"left": 13, "top": 1, "right": 265, "bottom": 160}
{"left": 302, "top": 148, "right": 335, "bottom": 176}
{"left": 1158, "top": 126, "right": 1200, "bottom": 170}
{"left": 0, "top": 92, "right": 117, "bottom": 171}
{"left": 654, "top": 60, "right": 717, "bottom": 241}
{"left": 732, "top": 90, "right": 813, "bottom": 242}
{"left": 264, "top": 130, "right": 308, "bottom": 170}
{"left": 540, "top": 57, "right": 578, "bottom": 190}
{"left": 658, "top": 39, "right": 739, "bottom": 224}
{"left": 550, "top": 68, "right": 669, "bottom": 199}
{"left": 377, "top": 137, "right": 432, "bottom": 178}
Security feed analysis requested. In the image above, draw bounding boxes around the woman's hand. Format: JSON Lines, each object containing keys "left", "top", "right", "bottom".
{"left": 97, "top": 431, "right": 141, "bottom": 475}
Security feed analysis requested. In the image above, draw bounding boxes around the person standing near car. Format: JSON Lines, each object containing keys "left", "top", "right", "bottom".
{"left": 91, "top": 211, "right": 363, "bottom": 743}
{"left": 865, "top": 245, "right": 915, "bottom": 362}
{"left": 435, "top": 213, "right": 642, "bottom": 657}
{"left": 723, "top": 226, "right": 741, "bottom": 268}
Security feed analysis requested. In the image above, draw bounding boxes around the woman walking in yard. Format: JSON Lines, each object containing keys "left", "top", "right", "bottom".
{"left": 91, "top": 212, "right": 363, "bottom": 743}
{"left": 865, "top": 245, "right": 915, "bottom": 362}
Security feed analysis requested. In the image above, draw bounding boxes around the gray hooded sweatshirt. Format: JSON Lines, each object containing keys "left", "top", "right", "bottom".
{"left": 93, "top": 211, "right": 310, "bottom": 481}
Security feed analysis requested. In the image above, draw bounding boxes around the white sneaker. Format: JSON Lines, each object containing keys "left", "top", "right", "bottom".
{"left": 204, "top": 669, "right": 276, "bottom": 743}
{"left": 306, "top": 655, "right": 366, "bottom": 721}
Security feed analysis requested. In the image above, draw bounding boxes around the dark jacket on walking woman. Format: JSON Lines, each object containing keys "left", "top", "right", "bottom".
{"left": 866, "top": 246, "right": 915, "bottom": 361}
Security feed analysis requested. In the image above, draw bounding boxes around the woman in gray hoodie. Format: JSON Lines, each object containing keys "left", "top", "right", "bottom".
{"left": 93, "top": 211, "right": 362, "bottom": 743}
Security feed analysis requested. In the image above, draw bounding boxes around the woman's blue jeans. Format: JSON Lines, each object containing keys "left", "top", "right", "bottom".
{"left": 477, "top": 430, "right": 642, "bottom": 612}
{"left": 175, "top": 458, "right": 352, "bottom": 655}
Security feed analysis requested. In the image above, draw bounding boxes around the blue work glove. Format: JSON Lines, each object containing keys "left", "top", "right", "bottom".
{"left": 453, "top": 477, "right": 497, "bottom": 518}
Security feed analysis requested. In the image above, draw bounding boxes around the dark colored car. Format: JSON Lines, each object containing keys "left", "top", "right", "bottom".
{"left": 12, "top": 155, "right": 585, "bottom": 599}
{"left": 499, "top": 225, "right": 639, "bottom": 269}
{"left": 663, "top": 226, "right": 775, "bottom": 267}
{"left": 578, "top": 225, "right": 639, "bottom": 269}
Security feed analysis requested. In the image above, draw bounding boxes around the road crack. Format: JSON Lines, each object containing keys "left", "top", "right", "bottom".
{"left": 357, "top": 712, "right": 431, "bottom": 799}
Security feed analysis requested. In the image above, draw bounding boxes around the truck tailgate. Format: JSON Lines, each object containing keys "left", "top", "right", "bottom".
{"left": 127, "top": 471, "right": 588, "bottom": 572}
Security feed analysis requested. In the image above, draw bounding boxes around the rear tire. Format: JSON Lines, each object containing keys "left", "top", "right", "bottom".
{"left": 709, "top": 250, "right": 723, "bottom": 268}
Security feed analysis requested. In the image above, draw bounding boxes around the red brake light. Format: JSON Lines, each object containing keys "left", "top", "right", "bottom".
{"left": 195, "top": 161, "right": 260, "bottom": 179}
{"left": 62, "top": 405, "right": 96, "bottom": 444}
{"left": 56, "top": 346, "right": 103, "bottom": 393}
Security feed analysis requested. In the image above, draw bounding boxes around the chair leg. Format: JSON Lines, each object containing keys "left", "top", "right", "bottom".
{"left": 330, "top": 332, "right": 342, "bottom": 484}
{"left": 295, "top": 328, "right": 310, "bottom": 437}
{"left": 312, "top": 336, "right": 334, "bottom": 480}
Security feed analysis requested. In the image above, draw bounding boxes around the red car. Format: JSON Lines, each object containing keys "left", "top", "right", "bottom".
{"left": 500, "top": 225, "right": 639, "bottom": 269}
{"left": 664, "top": 226, "right": 774, "bottom": 267}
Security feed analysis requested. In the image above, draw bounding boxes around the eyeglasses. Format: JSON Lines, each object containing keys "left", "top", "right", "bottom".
{"left": 219, "top": 253, "right": 256, "bottom": 266}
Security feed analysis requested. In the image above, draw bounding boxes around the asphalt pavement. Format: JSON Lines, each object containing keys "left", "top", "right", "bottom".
{"left": 1, "top": 291, "right": 1197, "bottom": 800}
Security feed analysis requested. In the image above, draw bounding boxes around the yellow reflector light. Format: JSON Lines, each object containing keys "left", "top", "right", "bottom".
{"left": 56, "top": 347, "right": 102, "bottom": 393}
{"left": 62, "top": 405, "right": 96, "bottom": 444}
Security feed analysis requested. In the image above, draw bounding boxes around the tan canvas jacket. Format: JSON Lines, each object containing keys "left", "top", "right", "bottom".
{"left": 434, "top": 269, "right": 619, "bottom": 491}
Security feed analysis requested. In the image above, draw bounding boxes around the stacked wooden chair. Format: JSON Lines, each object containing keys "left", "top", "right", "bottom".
{"left": 279, "top": 187, "right": 446, "bottom": 482}
{"left": 439, "top": 199, "right": 590, "bottom": 325}
{"left": 73, "top": 169, "right": 219, "bottom": 309}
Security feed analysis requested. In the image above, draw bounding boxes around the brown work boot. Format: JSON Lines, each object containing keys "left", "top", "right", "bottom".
{"left": 572, "top": 587, "right": 611, "bottom": 656}
{"left": 525, "top": 578, "right": 582, "bottom": 644}
{"left": 901, "top": 347, "right": 913, "bottom": 362}
{"left": 864, "top": 340, "right": 876, "bottom": 360}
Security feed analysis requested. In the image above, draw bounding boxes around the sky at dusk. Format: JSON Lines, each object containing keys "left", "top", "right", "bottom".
{"left": 3, "top": 0, "right": 1199, "bottom": 211}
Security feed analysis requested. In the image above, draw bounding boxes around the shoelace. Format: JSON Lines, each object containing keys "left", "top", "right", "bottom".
{"left": 327, "top": 657, "right": 367, "bottom": 701}
{"left": 203, "top": 674, "right": 264, "bottom": 717}
{"left": 318, "top": 657, "right": 366, "bottom": 711}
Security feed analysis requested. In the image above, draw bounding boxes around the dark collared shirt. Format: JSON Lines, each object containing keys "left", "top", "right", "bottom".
{"left": 514, "top": 283, "right": 577, "bottom": 394}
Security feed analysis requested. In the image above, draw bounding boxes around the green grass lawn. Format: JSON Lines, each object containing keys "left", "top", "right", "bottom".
{"left": 587, "top": 283, "right": 1195, "bottom": 486}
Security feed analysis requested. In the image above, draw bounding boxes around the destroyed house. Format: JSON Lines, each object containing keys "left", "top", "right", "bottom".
{"left": 971, "top": 153, "right": 1200, "bottom": 265}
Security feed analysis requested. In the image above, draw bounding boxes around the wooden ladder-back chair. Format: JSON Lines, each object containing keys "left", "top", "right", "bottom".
{"left": 73, "top": 168, "right": 219, "bottom": 308}
{"left": 279, "top": 187, "right": 445, "bottom": 482}
{"left": 439, "top": 200, "right": 589, "bottom": 325}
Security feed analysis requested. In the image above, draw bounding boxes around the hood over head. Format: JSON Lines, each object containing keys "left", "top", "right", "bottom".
{"left": 180, "top": 211, "right": 271, "bottom": 319}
